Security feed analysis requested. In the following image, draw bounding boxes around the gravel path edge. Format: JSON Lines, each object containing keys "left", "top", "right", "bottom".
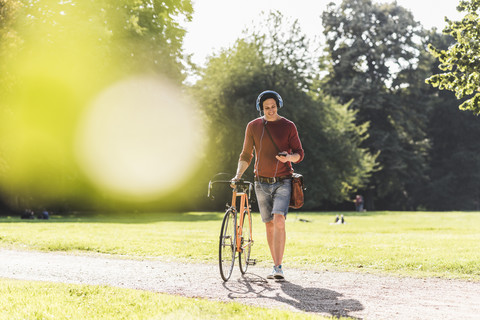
{"left": 1, "top": 249, "right": 479, "bottom": 320}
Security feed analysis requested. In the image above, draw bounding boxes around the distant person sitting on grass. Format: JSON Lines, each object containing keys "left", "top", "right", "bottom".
{"left": 38, "top": 210, "right": 50, "bottom": 220}
{"left": 21, "top": 209, "right": 35, "bottom": 219}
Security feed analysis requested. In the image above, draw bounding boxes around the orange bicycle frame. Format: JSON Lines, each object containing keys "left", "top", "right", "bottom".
{"left": 231, "top": 186, "right": 252, "bottom": 252}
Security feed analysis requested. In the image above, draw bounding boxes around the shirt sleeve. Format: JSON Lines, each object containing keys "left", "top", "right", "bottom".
{"left": 289, "top": 123, "right": 304, "bottom": 163}
{"left": 239, "top": 122, "right": 254, "bottom": 164}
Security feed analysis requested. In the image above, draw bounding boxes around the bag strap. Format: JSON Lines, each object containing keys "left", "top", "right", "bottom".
{"left": 255, "top": 120, "right": 287, "bottom": 178}
{"left": 264, "top": 121, "right": 292, "bottom": 175}
{"left": 264, "top": 121, "right": 280, "bottom": 152}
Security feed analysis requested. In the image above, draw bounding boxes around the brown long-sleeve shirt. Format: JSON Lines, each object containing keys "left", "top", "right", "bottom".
{"left": 239, "top": 117, "right": 304, "bottom": 177}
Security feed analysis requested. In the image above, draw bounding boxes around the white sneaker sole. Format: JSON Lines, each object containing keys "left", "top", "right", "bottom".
{"left": 274, "top": 274, "right": 284, "bottom": 280}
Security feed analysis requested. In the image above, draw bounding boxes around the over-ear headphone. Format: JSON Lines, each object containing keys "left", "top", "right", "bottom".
{"left": 255, "top": 90, "right": 284, "bottom": 112}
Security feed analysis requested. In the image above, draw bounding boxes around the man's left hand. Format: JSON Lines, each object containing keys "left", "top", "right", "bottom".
{"left": 276, "top": 153, "right": 290, "bottom": 163}
{"left": 276, "top": 152, "right": 300, "bottom": 163}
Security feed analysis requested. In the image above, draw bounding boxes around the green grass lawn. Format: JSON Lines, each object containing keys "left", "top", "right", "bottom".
{"left": 0, "top": 211, "right": 479, "bottom": 319}
{"left": 1, "top": 211, "right": 479, "bottom": 280}
{"left": 0, "top": 278, "right": 338, "bottom": 320}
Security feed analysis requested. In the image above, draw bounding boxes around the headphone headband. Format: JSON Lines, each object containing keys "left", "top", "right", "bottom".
{"left": 255, "top": 90, "right": 283, "bottom": 111}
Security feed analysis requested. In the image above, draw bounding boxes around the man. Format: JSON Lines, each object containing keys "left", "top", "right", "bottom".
{"left": 232, "top": 90, "right": 304, "bottom": 280}
{"left": 355, "top": 195, "right": 364, "bottom": 212}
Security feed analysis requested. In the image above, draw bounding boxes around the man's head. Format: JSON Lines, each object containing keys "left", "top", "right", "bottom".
{"left": 260, "top": 92, "right": 280, "bottom": 110}
{"left": 255, "top": 90, "right": 283, "bottom": 112}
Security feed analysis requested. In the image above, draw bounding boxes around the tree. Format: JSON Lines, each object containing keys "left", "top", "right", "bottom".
{"left": 193, "top": 11, "right": 376, "bottom": 209}
{"left": 422, "top": 89, "right": 480, "bottom": 210}
{"left": 0, "top": 0, "right": 23, "bottom": 210}
{"left": 0, "top": 0, "right": 193, "bottom": 211}
{"left": 420, "top": 30, "right": 480, "bottom": 210}
{"left": 5, "top": 0, "right": 193, "bottom": 81}
{"left": 321, "top": 0, "right": 430, "bottom": 209}
{"left": 426, "top": 0, "right": 480, "bottom": 115}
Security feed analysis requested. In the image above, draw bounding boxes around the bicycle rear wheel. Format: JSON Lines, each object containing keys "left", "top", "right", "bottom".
{"left": 238, "top": 210, "right": 252, "bottom": 274}
{"left": 219, "top": 208, "right": 236, "bottom": 281}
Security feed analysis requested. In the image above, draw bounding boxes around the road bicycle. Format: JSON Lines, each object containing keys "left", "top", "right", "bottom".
{"left": 208, "top": 175, "right": 256, "bottom": 281}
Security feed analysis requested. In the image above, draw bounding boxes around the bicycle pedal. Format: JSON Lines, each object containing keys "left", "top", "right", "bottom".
{"left": 247, "top": 259, "right": 257, "bottom": 266}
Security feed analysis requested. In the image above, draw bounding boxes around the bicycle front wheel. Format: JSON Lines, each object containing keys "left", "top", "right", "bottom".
{"left": 238, "top": 210, "right": 252, "bottom": 274}
{"left": 219, "top": 208, "right": 236, "bottom": 281}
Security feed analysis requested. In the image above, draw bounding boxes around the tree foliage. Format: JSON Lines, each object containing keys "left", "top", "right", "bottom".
{"left": 423, "top": 90, "right": 480, "bottom": 210}
{"left": 426, "top": 0, "right": 480, "bottom": 114}
{"left": 419, "top": 30, "right": 480, "bottom": 210}
{"left": 5, "top": 0, "right": 193, "bottom": 81}
{"left": 0, "top": 0, "right": 193, "bottom": 210}
{"left": 194, "top": 11, "right": 376, "bottom": 209}
{"left": 321, "top": 0, "right": 431, "bottom": 209}
{"left": 4, "top": 1, "right": 479, "bottom": 212}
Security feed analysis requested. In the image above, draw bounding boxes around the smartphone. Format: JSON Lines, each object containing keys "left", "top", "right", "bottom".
{"left": 278, "top": 152, "right": 288, "bottom": 157}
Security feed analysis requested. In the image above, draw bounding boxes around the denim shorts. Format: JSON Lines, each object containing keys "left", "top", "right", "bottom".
{"left": 255, "top": 178, "right": 291, "bottom": 223}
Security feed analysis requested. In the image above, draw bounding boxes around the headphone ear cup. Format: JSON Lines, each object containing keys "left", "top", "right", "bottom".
{"left": 277, "top": 94, "right": 283, "bottom": 108}
{"left": 256, "top": 96, "right": 261, "bottom": 111}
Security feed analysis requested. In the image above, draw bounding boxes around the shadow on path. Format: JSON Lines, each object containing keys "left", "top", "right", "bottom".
{"left": 223, "top": 272, "right": 363, "bottom": 319}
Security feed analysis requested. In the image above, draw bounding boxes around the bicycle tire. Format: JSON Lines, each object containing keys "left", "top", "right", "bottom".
{"left": 219, "top": 208, "right": 236, "bottom": 281}
{"left": 238, "top": 210, "right": 252, "bottom": 274}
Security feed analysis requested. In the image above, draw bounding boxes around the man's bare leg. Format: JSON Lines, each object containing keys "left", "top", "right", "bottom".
{"left": 273, "top": 214, "right": 286, "bottom": 266}
{"left": 265, "top": 220, "right": 275, "bottom": 263}
{"left": 265, "top": 214, "right": 286, "bottom": 266}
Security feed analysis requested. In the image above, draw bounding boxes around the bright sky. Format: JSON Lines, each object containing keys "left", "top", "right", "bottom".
{"left": 183, "top": 0, "right": 464, "bottom": 67}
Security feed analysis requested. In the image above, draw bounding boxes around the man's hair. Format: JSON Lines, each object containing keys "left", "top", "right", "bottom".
{"left": 260, "top": 92, "right": 280, "bottom": 109}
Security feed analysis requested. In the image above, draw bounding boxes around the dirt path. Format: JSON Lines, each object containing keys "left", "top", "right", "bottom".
{"left": 1, "top": 249, "right": 479, "bottom": 319}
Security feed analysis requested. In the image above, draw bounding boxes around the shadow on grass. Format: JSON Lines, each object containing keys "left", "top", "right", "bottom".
{"left": 223, "top": 272, "right": 363, "bottom": 319}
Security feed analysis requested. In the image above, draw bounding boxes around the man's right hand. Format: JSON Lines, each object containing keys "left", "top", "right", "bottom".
{"left": 230, "top": 175, "right": 241, "bottom": 188}
{"left": 232, "top": 160, "right": 248, "bottom": 187}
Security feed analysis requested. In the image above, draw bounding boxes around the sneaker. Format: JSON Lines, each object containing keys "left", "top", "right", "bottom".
{"left": 267, "top": 266, "right": 276, "bottom": 279}
{"left": 274, "top": 265, "right": 285, "bottom": 280}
